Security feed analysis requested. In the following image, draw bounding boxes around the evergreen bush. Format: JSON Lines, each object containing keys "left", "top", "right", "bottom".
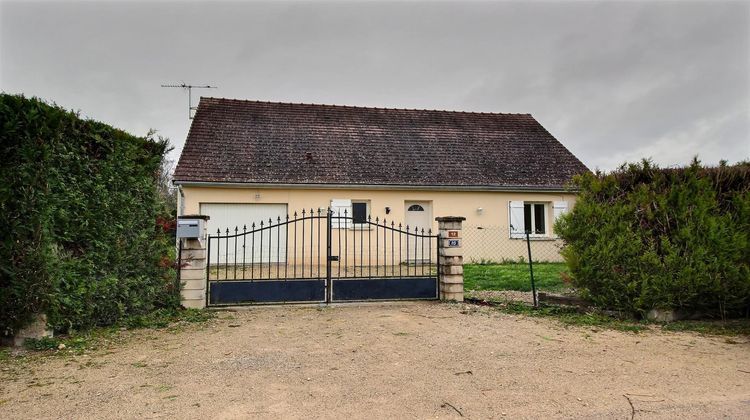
{"left": 555, "top": 159, "right": 750, "bottom": 318}
{"left": 0, "top": 94, "right": 178, "bottom": 334}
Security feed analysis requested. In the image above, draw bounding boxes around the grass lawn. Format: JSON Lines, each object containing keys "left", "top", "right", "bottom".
{"left": 463, "top": 262, "right": 569, "bottom": 293}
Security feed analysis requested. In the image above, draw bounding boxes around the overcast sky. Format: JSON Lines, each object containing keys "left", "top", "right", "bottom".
{"left": 2, "top": 0, "right": 748, "bottom": 171}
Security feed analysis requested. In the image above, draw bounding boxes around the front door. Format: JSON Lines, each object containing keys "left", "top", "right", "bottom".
{"left": 405, "top": 201, "right": 432, "bottom": 262}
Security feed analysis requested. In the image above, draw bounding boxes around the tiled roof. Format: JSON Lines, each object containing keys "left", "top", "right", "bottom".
{"left": 173, "top": 98, "right": 588, "bottom": 189}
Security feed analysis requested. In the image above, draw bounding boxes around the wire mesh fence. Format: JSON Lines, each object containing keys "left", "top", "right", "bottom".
{"left": 462, "top": 225, "right": 570, "bottom": 305}
{"left": 462, "top": 225, "right": 564, "bottom": 263}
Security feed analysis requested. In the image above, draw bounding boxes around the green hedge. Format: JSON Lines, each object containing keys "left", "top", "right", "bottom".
{"left": 555, "top": 160, "right": 750, "bottom": 318}
{"left": 0, "top": 94, "right": 178, "bottom": 335}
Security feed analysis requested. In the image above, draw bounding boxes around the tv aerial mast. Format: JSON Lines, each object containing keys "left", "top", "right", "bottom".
{"left": 161, "top": 83, "right": 217, "bottom": 119}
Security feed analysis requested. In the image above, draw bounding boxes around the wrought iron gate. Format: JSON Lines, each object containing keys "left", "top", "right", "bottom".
{"left": 204, "top": 208, "right": 439, "bottom": 306}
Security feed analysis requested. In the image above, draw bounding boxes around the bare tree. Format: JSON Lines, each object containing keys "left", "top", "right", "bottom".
{"left": 147, "top": 129, "right": 177, "bottom": 215}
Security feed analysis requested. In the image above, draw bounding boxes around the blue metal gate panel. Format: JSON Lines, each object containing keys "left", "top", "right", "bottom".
{"left": 209, "top": 280, "right": 325, "bottom": 305}
{"left": 332, "top": 277, "right": 438, "bottom": 301}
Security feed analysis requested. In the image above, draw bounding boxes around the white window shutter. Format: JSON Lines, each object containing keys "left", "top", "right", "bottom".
{"left": 508, "top": 201, "right": 525, "bottom": 238}
{"left": 553, "top": 201, "right": 568, "bottom": 221}
{"left": 330, "top": 199, "right": 352, "bottom": 228}
{"left": 553, "top": 201, "right": 568, "bottom": 237}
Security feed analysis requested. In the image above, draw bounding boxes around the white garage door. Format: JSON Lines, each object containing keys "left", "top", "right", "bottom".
{"left": 200, "top": 203, "right": 288, "bottom": 264}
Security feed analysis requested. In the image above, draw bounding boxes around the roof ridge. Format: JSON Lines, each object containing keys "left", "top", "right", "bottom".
{"left": 199, "top": 96, "right": 532, "bottom": 117}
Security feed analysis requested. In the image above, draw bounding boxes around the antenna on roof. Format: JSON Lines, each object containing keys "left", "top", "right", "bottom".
{"left": 161, "top": 82, "right": 218, "bottom": 119}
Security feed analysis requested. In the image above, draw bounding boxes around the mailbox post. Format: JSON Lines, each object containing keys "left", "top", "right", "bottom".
{"left": 177, "top": 215, "right": 209, "bottom": 308}
{"left": 435, "top": 216, "right": 465, "bottom": 301}
{"left": 177, "top": 218, "right": 205, "bottom": 240}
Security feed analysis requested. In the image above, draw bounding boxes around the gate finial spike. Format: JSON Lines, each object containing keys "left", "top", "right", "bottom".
{"left": 226, "top": 228, "right": 230, "bottom": 234}
{"left": 217, "top": 228, "right": 220, "bottom": 235}
{"left": 260, "top": 220, "right": 264, "bottom": 227}
{"left": 235, "top": 226, "right": 238, "bottom": 233}
{"left": 391, "top": 221, "right": 395, "bottom": 227}
{"left": 375, "top": 216, "right": 379, "bottom": 223}
{"left": 243, "top": 224, "right": 246, "bottom": 231}
{"left": 302, "top": 209, "right": 306, "bottom": 216}
{"left": 252, "top": 222, "right": 255, "bottom": 228}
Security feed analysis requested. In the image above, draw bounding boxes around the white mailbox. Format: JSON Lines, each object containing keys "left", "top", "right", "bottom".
{"left": 176, "top": 217, "right": 205, "bottom": 239}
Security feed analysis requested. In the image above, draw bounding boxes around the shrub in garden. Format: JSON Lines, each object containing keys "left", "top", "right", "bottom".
{"left": 555, "top": 159, "right": 750, "bottom": 318}
{"left": 0, "top": 94, "right": 178, "bottom": 335}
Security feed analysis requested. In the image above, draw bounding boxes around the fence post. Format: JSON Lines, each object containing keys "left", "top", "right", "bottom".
{"left": 435, "top": 216, "right": 466, "bottom": 302}
{"left": 325, "top": 208, "right": 333, "bottom": 304}
{"left": 525, "top": 231, "right": 538, "bottom": 307}
{"left": 178, "top": 215, "right": 209, "bottom": 309}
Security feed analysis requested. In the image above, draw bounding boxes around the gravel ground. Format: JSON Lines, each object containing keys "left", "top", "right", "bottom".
{"left": 465, "top": 289, "right": 535, "bottom": 304}
{"left": 1, "top": 302, "right": 749, "bottom": 419}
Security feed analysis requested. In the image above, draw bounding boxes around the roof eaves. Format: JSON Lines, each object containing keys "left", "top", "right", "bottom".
{"left": 172, "top": 179, "right": 576, "bottom": 193}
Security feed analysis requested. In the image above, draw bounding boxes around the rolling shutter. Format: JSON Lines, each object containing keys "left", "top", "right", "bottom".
{"left": 200, "top": 203, "right": 288, "bottom": 234}
{"left": 508, "top": 201, "right": 525, "bottom": 238}
{"left": 199, "top": 203, "right": 288, "bottom": 264}
{"left": 331, "top": 199, "right": 352, "bottom": 228}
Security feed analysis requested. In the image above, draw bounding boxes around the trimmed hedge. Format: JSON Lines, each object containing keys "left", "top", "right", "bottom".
{"left": 555, "top": 160, "right": 750, "bottom": 318}
{"left": 0, "top": 94, "right": 178, "bottom": 335}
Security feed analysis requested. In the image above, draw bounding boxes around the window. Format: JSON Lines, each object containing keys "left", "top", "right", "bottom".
{"left": 510, "top": 200, "right": 568, "bottom": 239}
{"left": 524, "top": 203, "right": 546, "bottom": 235}
{"left": 407, "top": 204, "right": 425, "bottom": 211}
{"left": 352, "top": 201, "right": 368, "bottom": 224}
{"left": 331, "top": 198, "right": 371, "bottom": 228}
{"left": 509, "top": 200, "right": 551, "bottom": 238}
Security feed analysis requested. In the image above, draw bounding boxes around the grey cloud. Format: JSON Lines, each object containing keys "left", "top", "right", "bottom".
{"left": 1, "top": 0, "right": 747, "bottom": 170}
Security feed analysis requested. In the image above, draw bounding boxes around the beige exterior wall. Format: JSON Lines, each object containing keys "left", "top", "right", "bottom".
{"left": 180, "top": 185, "right": 576, "bottom": 263}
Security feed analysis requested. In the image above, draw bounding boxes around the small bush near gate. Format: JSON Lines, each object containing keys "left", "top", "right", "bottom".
{"left": 555, "top": 159, "right": 750, "bottom": 319}
{"left": 0, "top": 94, "right": 178, "bottom": 335}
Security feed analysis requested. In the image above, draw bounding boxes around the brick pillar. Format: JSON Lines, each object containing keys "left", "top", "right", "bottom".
{"left": 178, "top": 216, "right": 209, "bottom": 309}
{"left": 435, "top": 216, "right": 465, "bottom": 302}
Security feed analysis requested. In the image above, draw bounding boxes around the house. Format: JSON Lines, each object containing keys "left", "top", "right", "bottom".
{"left": 173, "top": 98, "right": 588, "bottom": 262}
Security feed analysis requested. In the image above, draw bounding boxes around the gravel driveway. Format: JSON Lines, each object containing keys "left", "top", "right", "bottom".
{"left": 1, "top": 302, "right": 749, "bottom": 419}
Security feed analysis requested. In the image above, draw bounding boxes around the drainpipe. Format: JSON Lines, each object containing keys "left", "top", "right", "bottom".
{"left": 177, "top": 184, "right": 185, "bottom": 217}
{"left": 174, "top": 183, "right": 185, "bottom": 250}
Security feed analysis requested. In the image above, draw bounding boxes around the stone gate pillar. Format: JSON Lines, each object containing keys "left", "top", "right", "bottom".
{"left": 435, "top": 216, "right": 465, "bottom": 302}
{"left": 177, "top": 215, "right": 209, "bottom": 309}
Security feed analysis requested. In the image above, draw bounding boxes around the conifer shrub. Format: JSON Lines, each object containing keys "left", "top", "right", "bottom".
{"left": 0, "top": 94, "right": 178, "bottom": 334}
{"left": 555, "top": 159, "right": 750, "bottom": 318}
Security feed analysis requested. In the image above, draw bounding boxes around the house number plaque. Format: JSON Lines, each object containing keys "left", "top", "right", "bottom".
{"left": 447, "top": 231, "right": 459, "bottom": 238}
{"left": 448, "top": 239, "right": 460, "bottom": 247}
